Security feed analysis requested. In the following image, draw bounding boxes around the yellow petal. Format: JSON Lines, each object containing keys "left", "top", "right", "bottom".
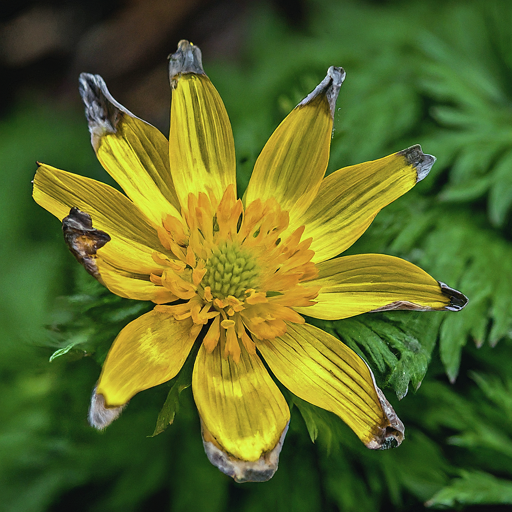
{"left": 168, "top": 40, "right": 236, "bottom": 208}
{"left": 291, "top": 145, "right": 435, "bottom": 263}
{"left": 79, "top": 73, "right": 181, "bottom": 225}
{"left": 244, "top": 67, "right": 345, "bottom": 218}
{"left": 97, "top": 260, "right": 176, "bottom": 304}
{"left": 296, "top": 254, "right": 468, "bottom": 320}
{"left": 201, "top": 418, "right": 289, "bottom": 483}
{"left": 192, "top": 342, "right": 290, "bottom": 463}
{"left": 258, "top": 322, "right": 404, "bottom": 449}
{"left": 97, "top": 311, "right": 198, "bottom": 407}
{"left": 33, "top": 164, "right": 167, "bottom": 275}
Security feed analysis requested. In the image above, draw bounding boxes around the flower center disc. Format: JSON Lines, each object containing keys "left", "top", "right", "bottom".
{"left": 204, "top": 242, "right": 259, "bottom": 300}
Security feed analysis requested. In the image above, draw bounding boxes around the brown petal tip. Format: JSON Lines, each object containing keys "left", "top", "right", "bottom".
{"left": 365, "top": 384, "right": 405, "bottom": 450}
{"left": 201, "top": 420, "right": 289, "bottom": 483}
{"left": 297, "top": 65, "right": 346, "bottom": 118}
{"left": 169, "top": 40, "right": 205, "bottom": 89}
{"left": 62, "top": 207, "right": 110, "bottom": 281}
{"left": 397, "top": 144, "right": 436, "bottom": 183}
{"left": 88, "top": 389, "right": 126, "bottom": 430}
{"left": 79, "top": 73, "right": 134, "bottom": 150}
{"left": 439, "top": 281, "right": 469, "bottom": 312}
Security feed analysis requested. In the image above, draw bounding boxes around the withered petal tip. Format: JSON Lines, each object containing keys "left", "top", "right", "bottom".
{"left": 201, "top": 421, "right": 289, "bottom": 483}
{"left": 327, "top": 65, "right": 346, "bottom": 86}
{"left": 398, "top": 144, "right": 436, "bottom": 183}
{"left": 78, "top": 72, "right": 130, "bottom": 147}
{"left": 375, "top": 387, "right": 405, "bottom": 449}
{"left": 297, "top": 65, "right": 346, "bottom": 118}
{"left": 169, "top": 40, "right": 205, "bottom": 87}
{"left": 438, "top": 281, "right": 469, "bottom": 311}
{"left": 88, "top": 389, "right": 126, "bottom": 430}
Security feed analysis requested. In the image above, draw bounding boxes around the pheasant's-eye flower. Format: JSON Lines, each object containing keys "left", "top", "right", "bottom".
{"left": 33, "top": 40, "right": 467, "bottom": 482}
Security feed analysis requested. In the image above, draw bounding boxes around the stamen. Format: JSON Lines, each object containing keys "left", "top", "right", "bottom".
{"left": 163, "top": 215, "right": 188, "bottom": 246}
{"left": 222, "top": 319, "right": 241, "bottom": 362}
{"left": 154, "top": 184, "right": 319, "bottom": 363}
{"left": 203, "top": 316, "right": 221, "bottom": 352}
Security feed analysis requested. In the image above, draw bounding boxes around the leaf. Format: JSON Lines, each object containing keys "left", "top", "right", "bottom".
{"left": 414, "top": 6, "right": 512, "bottom": 228}
{"left": 328, "top": 312, "right": 441, "bottom": 399}
{"left": 439, "top": 176, "right": 491, "bottom": 203}
{"left": 48, "top": 330, "right": 94, "bottom": 361}
{"left": 489, "top": 148, "right": 512, "bottom": 227}
{"left": 419, "top": 212, "right": 512, "bottom": 380}
{"left": 291, "top": 394, "right": 347, "bottom": 454}
{"left": 426, "top": 471, "right": 512, "bottom": 507}
{"left": 151, "top": 342, "right": 199, "bottom": 437}
{"left": 470, "top": 371, "right": 512, "bottom": 421}
{"left": 47, "top": 267, "right": 152, "bottom": 363}
{"left": 359, "top": 198, "right": 512, "bottom": 382}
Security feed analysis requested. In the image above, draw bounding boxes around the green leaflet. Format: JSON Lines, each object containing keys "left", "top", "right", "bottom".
{"left": 49, "top": 331, "right": 94, "bottom": 362}
{"left": 415, "top": 5, "right": 512, "bottom": 227}
{"left": 403, "top": 356, "right": 512, "bottom": 506}
{"left": 331, "top": 313, "right": 441, "bottom": 399}
{"left": 420, "top": 213, "right": 512, "bottom": 381}
{"left": 47, "top": 270, "right": 152, "bottom": 364}
{"left": 470, "top": 371, "right": 512, "bottom": 421}
{"left": 290, "top": 384, "right": 455, "bottom": 509}
{"left": 306, "top": 312, "right": 438, "bottom": 400}
{"left": 349, "top": 196, "right": 512, "bottom": 383}
{"left": 151, "top": 342, "right": 199, "bottom": 437}
{"left": 426, "top": 471, "right": 512, "bottom": 508}
{"left": 291, "top": 394, "right": 347, "bottom": 454}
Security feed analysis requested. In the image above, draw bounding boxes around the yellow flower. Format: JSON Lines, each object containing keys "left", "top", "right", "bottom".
{"left": 33, "top": 40, "right": 467, "bottom": 482}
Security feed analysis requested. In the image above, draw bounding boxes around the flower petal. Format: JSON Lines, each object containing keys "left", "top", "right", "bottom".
{"left": 201, "top": 419, "right": 289, "bottom": 483}
{"left": 168, "top": 40, "right": 236, "bottom": 208}
{"left": 96, "top": 310, "right": 198, "bottom": 408}
{"left": 291, "top": 145, "right": 435, "bottom": 263}
{"left": 88, "top": 389, "right": 125, "bottom": 430}
{"left": 296, "top": 254, "right": 468, "bottom": 320}
{"left": 192, "top": 342, "right": 290, "bottom": 475}
{"left": 244, "top": 67, "right": 345, "bottom": 218}
{"left": 258, "top": 322, "right": 404, "bottom": 449}
{"left": 33, "top": 164, "right": 167, "bottom": 274}
{"left": 97, "top": 259, "right": 177, "bottom": 304}
{"left": 62, "top": 208, "right": 173, "bottom": 303}
{"left": 79, "top": 73, "right": 181, "bottom": 225}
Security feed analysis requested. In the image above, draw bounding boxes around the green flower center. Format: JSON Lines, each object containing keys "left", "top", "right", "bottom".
{"left": 203, "top": 242, "right": 259, "bottom": 300}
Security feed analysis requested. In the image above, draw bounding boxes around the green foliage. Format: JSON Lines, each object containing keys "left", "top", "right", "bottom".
{"left": 427, "top": 471, "right": 512, "bottom": 508}
{"left": 306, "top": 310, "right": 441, "bottom": 400}
{"left": 335, "top": 312, "right": 440, "bottom": 399}
{"left": 151, "top": 343, "right": 199, "bottom": 437}
{"left": 47, "top": 270, "right": 151, "bottom": 365}
{"left": 351, "top": 198, "right": 512, "bottom": 383}
{"left": 3, "top": 0, "right": 512, "bottom": 511}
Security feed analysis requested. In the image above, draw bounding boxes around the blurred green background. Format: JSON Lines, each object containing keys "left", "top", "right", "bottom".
{"left": 2, "top": 0, "right": 512, "bottom": 510}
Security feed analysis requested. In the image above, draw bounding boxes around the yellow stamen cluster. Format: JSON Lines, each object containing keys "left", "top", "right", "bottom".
{"left": 152, "top": 184, "right": 320, "bottom": 362}
{"left": 203, "top": 242, "right": 259, "bottom": 300}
